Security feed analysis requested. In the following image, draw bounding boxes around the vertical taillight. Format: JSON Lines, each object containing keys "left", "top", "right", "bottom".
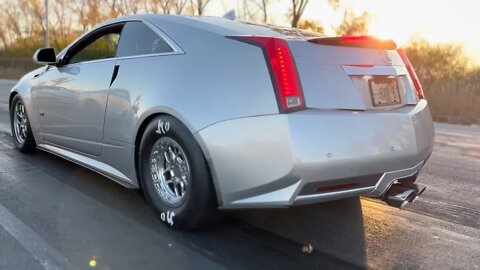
{"left": 228, "top": 36, "right": 306, "bottom": 113}
{"left": 397, "top": 49, "right": 425, "bottom": 99}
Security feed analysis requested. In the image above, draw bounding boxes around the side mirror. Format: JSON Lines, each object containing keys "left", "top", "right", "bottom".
{"left": 33, "top": 48, "right": 57, "bottom": 65}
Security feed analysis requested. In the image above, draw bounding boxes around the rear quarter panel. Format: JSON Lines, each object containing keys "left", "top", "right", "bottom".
{"left": 104, "top": 27, "right": 279, "bottom": 144}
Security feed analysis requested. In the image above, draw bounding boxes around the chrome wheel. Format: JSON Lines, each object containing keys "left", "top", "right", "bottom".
{"left": 150, "top": 137, "right": 191, "bottom": 207}
{"left": 13, "top": 101, "right": 28, "bottom": 144}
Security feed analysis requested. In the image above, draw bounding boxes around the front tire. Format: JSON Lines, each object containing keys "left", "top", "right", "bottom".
{"left": 10, "top": 95, "right": 36, "bottom": 153}
{"left": 139, "top": 115, "right": 220, "bottom": 230}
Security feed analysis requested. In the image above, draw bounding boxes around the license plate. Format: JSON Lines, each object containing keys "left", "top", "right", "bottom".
{"left": 369, "top": 77, "right": 401, "bottom": 107}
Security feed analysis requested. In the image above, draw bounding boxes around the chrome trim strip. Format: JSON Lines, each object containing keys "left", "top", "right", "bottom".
{"left": 37, "top": 144, "right": 136, "bottom": 189}
{"left": 59, "top": 58, "right": 117, "bottom": 66}
{"left": 342, "top": 65, "right": 408, "bottom": 76}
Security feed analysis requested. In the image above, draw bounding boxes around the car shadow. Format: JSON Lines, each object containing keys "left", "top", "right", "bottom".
{"left": 233, "top": 198, "right": 367, "bottom": 267}
{"left": 15, "top": 150, "right": 366, "bottom": 269}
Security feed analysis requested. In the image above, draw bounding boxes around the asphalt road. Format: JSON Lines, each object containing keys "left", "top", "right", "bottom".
{"left": 0, "top": 79, "right": 479, "bottom": 270}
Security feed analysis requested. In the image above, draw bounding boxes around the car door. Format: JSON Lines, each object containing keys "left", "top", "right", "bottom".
{"left": 32, "top": 23, "right": 124, "bottom": 156}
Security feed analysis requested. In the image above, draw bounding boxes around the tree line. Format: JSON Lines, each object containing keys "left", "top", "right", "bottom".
{"left": 404, "top": 39, "right": 480, "bottom": 124}
{"left": 0, "top": 0, "right": 477, "bottom": 123}
{"left": 0, "top": 0, "right": 370, "bottom": 57}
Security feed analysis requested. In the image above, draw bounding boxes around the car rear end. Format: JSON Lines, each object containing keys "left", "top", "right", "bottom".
{"left": 192, "top": 22, "right": 434, "bottom": 209}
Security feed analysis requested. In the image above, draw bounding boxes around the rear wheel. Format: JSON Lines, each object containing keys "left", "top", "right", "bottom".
{"left": 10, "top": 95, "right": 36, "bottom": 153}
{"left": 139, "top": 115, "right": 220, "bottom": 230}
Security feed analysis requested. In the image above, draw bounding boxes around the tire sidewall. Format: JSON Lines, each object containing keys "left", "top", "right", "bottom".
{"left": 139, "top": 115, "right": 217, "bottom": 229}
{"left": 10, "top": 95, "right": 35, "bottom": 152}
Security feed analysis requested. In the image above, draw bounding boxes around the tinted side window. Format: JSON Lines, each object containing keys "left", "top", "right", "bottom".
{"left": 69, "top": 33, "right": 120, "bottom": 64}
{"left": 116, "top": 22, "right": 173, "bottom": 57}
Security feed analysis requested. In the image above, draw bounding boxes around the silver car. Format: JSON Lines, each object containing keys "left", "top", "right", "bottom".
{"left": 9, "top": 15, "right": 434, "bottom": 229}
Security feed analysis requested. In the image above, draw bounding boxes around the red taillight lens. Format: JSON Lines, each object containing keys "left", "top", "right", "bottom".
{"left": 309, "top": 35, "right": 397, "bottom": 50}
{"left": 228, "top": 36, "right": 306, "bottom": 113}
{"left": 397, "top": 49, "right": 425, "bottom": 99}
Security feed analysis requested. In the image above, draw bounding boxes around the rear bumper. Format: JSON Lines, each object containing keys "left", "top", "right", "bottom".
{"left": 195, "top": 100, "right": 434, "bottom": 209}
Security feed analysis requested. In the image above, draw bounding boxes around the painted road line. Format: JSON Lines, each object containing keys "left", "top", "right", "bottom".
{"left": 0, "top": 203, "right": 79, "bottom": 270}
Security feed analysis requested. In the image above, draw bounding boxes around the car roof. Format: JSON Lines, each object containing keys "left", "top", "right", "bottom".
{"left": 97, "top": 14, "right": 324, "bottom": 39}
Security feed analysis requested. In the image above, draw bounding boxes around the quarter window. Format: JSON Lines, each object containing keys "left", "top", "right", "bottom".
{"left": 116, "top": 22, "right": 173, "bottom": 57}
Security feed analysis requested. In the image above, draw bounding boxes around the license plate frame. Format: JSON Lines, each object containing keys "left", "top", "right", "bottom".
{"left": 369, "top": 77, "right": 401, "bottom": 107}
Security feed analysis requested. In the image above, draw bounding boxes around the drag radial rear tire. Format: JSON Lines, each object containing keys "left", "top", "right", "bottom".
{"left": 139, "top": 115, "right": 220, "bottom": 230}
{"left": 10, "top": 95, "right": 36, "bottom": 153}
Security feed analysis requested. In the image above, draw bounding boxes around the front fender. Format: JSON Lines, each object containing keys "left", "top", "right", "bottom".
{"left": 9, "top": 67, "right": 46, "bottom": 142}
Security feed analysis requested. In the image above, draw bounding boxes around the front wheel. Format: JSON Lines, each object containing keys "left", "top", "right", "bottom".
{"left": 10, "top": 95, "right": 36, "bottom": 153}
{"left": 139, "top": 115, "right": 220, "bottom": 230}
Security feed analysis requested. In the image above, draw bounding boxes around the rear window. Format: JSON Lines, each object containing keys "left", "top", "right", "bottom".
{"left": 116, "top": 22, "right": 173, "bottom": 57}
{"left": 240, "top": 21, "right": 326, "bottom": 39}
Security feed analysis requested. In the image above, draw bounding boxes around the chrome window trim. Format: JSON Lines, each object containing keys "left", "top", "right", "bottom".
{"left": 60, "top": 57, "right": 117, "bottom": 67}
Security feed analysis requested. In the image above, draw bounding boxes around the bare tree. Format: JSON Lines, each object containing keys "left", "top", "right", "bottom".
{"left": 252, "top": 0, "right": 270, "bottom": 23}
{"left": 334, "top": 9, "right": 371, "bottom": 36}
{"left": 20, "top": 0, "right": 46, "bottom": 40}
{"left": 172, "top": 0, "right": 188, "bottom": 14}
{"left": 236, "top": 0, "right": 271, "bottom": 23}
{"left": 327, "top": 0, "right": 340, "bottom": 10}
{"left": 160, "top": 0, "right": 172, "bottom": 14}
{"left": 237, "top": 0, "right": 259, "bottom": 21}
{"left": 116, "top": 0, "right": 142, "bottom": 15}
{"left": 403, "top": 39, "right": 477, "bottom": 124}
{"left": 0, "top": 2, "right": 9, "bottom": 50}
{"left": 290, "top": 0, "right": 309, "bottom": 28}
{"left": 189, "top": 0, "right": 211, "bottom": 15}
{"left": 107, "top": 0, "right": 122, "bottom": 17}
{"left": 74, "top": 0, "right": 90, "bottom": 31}
{"left": 51, "top": 0, "right": 74, "bottom": 49}
{"left": 297, "top": 19, "right": 324, "bottom": 33}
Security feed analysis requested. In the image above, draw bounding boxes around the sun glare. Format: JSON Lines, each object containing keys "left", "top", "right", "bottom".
{"left": 301, "top": 0, "right": 480, "bottom": 62}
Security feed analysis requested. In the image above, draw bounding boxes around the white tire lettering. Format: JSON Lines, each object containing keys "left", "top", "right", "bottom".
{"left": 156, "top": 120, "right": 171, "bottom": 135}
{"left": 160, "top": 211, "right": 175, "bottom": 226}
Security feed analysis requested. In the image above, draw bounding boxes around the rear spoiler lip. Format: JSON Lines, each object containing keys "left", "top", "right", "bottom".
{"left": 307, "top": 36, "right": 397, "bottom": 50}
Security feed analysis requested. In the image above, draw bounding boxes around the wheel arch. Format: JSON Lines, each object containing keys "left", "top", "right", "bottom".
{"left": 9, "top": 90, "right": 19, "bottom": 109}
{"left": 133, "top": 111, "right": 217, "bottom": 196}
{"left": 134, "top": 112, "right": 162, "bottom": 190}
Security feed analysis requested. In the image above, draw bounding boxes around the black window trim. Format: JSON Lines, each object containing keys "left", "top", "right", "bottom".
{"left": 60, "top": 23, "right": 125, "bottom": 66}
{"left": 56, "top": 19, "right": 184, "bottom": 66}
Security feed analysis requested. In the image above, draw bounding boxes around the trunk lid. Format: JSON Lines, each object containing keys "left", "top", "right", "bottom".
{"left": 287, "top": 39, "right": 419, "bottom": 111}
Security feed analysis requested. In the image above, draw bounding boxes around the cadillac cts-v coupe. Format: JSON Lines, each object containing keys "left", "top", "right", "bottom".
{"left": 9, "top": 15, "right": 434, "bottom": 229}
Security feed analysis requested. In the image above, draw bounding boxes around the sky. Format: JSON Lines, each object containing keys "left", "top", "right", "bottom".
{"left": 205, "top": 0, "right": 480, "bottom": 64}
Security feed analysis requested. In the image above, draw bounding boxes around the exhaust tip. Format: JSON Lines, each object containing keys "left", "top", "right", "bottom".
{"left": 417, "top": 185, "right": 427, "bottom": 197}
{"left": 383, "top": 184, "right": 418, "bottom": 209}
{"left": 401, "top": 183, "right": 427, "bottom": 201}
